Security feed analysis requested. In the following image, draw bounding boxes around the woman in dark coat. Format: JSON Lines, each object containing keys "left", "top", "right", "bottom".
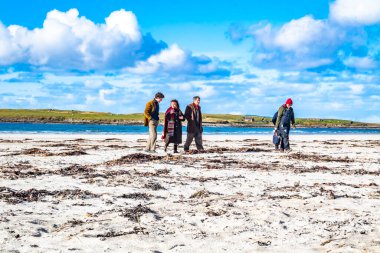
{"left": 161, "top": 99, "right": 185, "bottom": 153}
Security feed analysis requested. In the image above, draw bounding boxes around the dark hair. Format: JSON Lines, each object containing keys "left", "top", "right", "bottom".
{"left": 155, "top": 92, "right": 165, "bottom": 99}
{"left": 193, "top": 96, "right": 200, "bottom": 100}
{"left": 171, "top": 99, "right": 180, "bottom": 109}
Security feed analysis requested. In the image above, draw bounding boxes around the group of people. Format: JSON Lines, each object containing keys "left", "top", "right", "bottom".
{"left": 144, "top": 92, "right": 295, "bottom": 153}
{"left": 144, "top": 92, "right": 204, "bottom": 153}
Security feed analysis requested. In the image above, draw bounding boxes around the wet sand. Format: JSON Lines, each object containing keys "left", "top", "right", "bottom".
{"left": 0, "top": 134, "right": 379, "bottom": 253}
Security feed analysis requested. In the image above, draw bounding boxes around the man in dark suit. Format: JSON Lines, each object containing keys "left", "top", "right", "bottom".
{"left": 184, "top": 96, "right": 204, "bottom": 152}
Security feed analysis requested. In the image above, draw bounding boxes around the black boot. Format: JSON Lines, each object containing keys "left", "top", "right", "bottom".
{"left": 164, "top": 143, "right": 169, "bottom": 152}
{"left": 174, "top": 144, "right": 178, "bottom": 153}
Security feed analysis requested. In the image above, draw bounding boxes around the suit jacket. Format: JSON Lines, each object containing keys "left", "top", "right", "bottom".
{"left": 184, "top": 103, "right": 203, "bottom": 133}
{"left": 144, "top": 99, "right": 157, "bottom": 126}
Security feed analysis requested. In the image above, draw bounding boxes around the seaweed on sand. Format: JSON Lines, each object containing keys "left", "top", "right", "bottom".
{"left": 0, "top": 164, "right": 46, "bottom": 180}
{"left": 104, "top": 153, "right": 163, "bottom": 166}
{"left": 58, "top": 150, "right": 88, "bottom": 156}
{"left": 206, "top": 209, "right": 227, "bottom": 216}
{"left": 185, "top": 147, "right": 271, "bottom": 154}
{"left": 120, "top": 204, "right": 160, "bottom": 222}
{"left": 288, "top": 152, "right": 354, "bottom": 163}
{"left": 59, "top": 164, "right": 95, "bottom": 176}
{"left": 119, "top": 193, "right": 152, "bottom": 200}
{"left": 9, "top": 148, "right": 88, "bottom": 157}
{"left": 84, "top": 227, "right": 148, "bottom": 239}
{"left": 0, "top": 187, "right": 99, "bottom": 204}
{"left": 144, "top": 182, "right": 166, "bottom": 190}
{"left": 189, "top": 189, "right": 211, "bottom": 199}
{"left": 16, "top": 148, "right": 54, "bottom": 156}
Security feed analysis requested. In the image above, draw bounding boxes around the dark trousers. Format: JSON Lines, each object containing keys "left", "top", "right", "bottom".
{"left": 165, "top": 143, "right": 178, "bottom": 152}
{"left": 279, "top": 127, "right": 290, "bottom": 150}
{"left": 184, "top": 132, "right": 204, "bottom": 151}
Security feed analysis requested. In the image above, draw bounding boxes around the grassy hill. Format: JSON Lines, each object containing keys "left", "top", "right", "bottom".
{"left": 0, "top": 109, "right": 378, "bottom": 128}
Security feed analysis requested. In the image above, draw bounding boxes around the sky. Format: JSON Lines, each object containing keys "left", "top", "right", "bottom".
{"left": 0, "top": 0, "right": 380, "bottom": 122}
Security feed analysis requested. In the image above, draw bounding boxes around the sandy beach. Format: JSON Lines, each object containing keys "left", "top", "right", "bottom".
{"left": 0, "top": 133, "right": 379, "bottom": 253}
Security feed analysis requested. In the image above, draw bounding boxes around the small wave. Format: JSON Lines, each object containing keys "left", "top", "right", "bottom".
{"left": 1, "top": 123, "right": 380, "bottom": 135}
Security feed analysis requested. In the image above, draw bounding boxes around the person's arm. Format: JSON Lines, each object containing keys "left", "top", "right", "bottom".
{"left": 184, "top": 106, "right": 191, "bottom": 121}
{"left": 161, "top": 113, "right": 169, "bottom": 139}
{"left": 291, "top": 110, "right": 296, "bottom": 128}
{"left": 179, "top": 110, "right": 185, "bottom": 121}
{"left": 144, "top": 101, "right": 153, "bottom": 121}
{"left": 200, "top": 108, "right": 203, "bottom": 133}
{"left": 275, "top": 106, "right": 284, "bottom": 129}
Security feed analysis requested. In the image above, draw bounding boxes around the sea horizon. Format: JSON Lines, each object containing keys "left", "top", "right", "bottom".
{"left": 1, "top": 122, "right": 380, "bottom": 135}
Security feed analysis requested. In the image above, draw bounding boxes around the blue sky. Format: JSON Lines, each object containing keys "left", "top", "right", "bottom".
{"left": 0, "top": 0, "right": 380, "bottom": 122}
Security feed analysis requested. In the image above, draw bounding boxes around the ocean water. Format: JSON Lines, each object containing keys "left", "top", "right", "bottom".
{"left": 0, "top": 122, "right": 379, "bottom": 135}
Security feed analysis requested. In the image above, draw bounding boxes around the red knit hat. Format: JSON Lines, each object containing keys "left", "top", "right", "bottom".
{"left": 285, "top": 98, "right": 293, "bottom": 105}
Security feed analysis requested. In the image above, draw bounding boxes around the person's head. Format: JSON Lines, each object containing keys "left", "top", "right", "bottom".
{"left": 285, "top": 98, "right": 293, "bottom": 108}
{"left": 155, "top": 92, "right": 165, "bottom": 103}
{"left": 193, "top": 96, "right": 200, "bottom": 106}
{"left": 170, "top": 99, "right": 179, "bottom": 109}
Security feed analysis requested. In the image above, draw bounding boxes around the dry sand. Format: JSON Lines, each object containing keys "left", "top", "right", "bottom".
{"left": 0, "top": 134, "right": 379, "bottom": 253}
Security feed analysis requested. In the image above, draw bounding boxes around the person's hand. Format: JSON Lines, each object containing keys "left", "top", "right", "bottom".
{"left": 179, "top": 116, "right": 183, "bottom": 120}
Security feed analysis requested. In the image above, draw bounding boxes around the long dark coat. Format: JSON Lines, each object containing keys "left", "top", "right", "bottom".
{"left": 163, "top": 108, "right": 185, "bottom": 144}
{"left": 184, "top": 103, "right": 203, "bottom": 134}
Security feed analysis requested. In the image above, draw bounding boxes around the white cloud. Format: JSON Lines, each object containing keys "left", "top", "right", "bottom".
{"left": 0, "top": 9, "right": 146, "bottom": 70}
{"left": 249, "top": 87, "right": 264, "bottom": 96}
{"left": 1, "top": 68, "right": 380, "bottom": 121}
{"left": 98, "top": 88, "right": 118, "bottom": 106}
{"left": 349, "top": 84, "right": 364, "bottom": 95}
{"left": 370, "top": 95, "right": 380, "bottom": 100}
{"left": 105, "top": 9, "right": 141, "bottom": 41}
{"left": 65, "top": 93, "right": 75, "bottom": 100}
{"left": 253, "top": 16, "right": 340, "bottom": 54}
{"left": 84, "top": 88, "right": 118, "bottom": 107}
{"left": 343, "top": 56, "right": 377, "bottom": 69}
{"left": 85, "top": 95, "right": 97, "bottom": 105}
{"left": 274, "top": 16, "right": 331, "bottom": 52}
{"left": 0, "top": 9, "right": 229, "bottom": 76}
{"left": 329, "top": 102, "right": 345, "bottom": 110}
{"left": 127, "top": 44, "right": 230, "bottom": 76}
{"left": 197, "top": 85, "right": 216, "bottom": 98}
{"left": 361, "top": 115, "right": 380, "bottom": 123}
{"left": 84, "top": 79, "right": 105, "bottom": 88}
{"left": 128, "top": 44, "right": 187, "bottom": 74}
{"left": 0, "top": 22, "right": 23, "bottom": 65}
{"left": 228, "top": 3, "right": 380, "bottom": 71}
{"left": 247, "top": 15, "right": 344, "bottom": 69}
{"left": 330, "top": 0, "right": 380, "bottom": 25}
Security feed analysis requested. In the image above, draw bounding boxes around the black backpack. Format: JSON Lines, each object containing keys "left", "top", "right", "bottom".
{"left": 272, "top": 111, "right": 278, "bottom": 125}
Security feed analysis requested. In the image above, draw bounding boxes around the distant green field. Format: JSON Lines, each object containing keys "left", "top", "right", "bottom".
{"left": 0, "top": 109, "right": 377, "bottom": 127}
{"left": 0, "top": 109, "right": 142, "bottom": 122}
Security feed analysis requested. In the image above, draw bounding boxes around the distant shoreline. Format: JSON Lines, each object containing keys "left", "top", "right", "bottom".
{"left": 1, "top": 109, "right": 379, "bottom": 128}
{"left": 1, "top": 120, "right": 380, "bottom": 129}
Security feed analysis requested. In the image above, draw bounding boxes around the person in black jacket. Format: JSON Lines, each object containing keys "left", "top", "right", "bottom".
{"left": 184, "top": 96, "right": 204, "bottom": 152}
{"left": 274, "top": 98, "right": 296, "bottom": 152}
